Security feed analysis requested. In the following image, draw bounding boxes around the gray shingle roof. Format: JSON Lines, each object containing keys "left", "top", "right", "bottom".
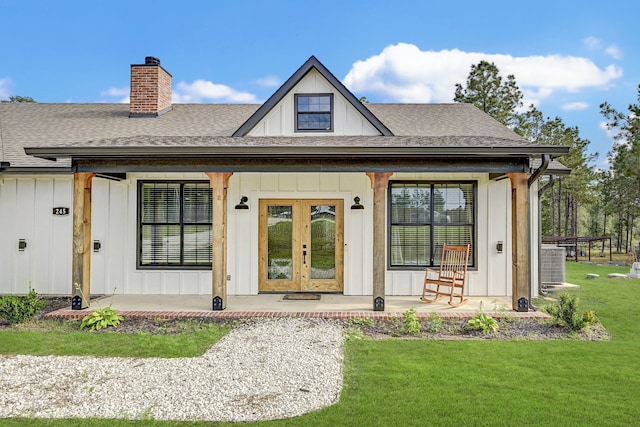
{"left": 368, "top": 103, "right": 523, "bottom": 138}
{"left": 1, "top": 102, "right": 565, "bottom": 169}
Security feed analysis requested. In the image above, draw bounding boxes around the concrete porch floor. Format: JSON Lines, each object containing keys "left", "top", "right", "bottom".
{"left": 46, "top": 294, "right": 549, "bottom": 320}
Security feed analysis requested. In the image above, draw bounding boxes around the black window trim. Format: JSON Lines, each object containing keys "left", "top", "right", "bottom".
{"left": 294, "top": 93, "right": 334, "bottom": 133}
{"left": 387, "top": 180, "right": 477, "bottom": 271}
{"left": 137, "top": 180, "right": 212, "bottom": 270}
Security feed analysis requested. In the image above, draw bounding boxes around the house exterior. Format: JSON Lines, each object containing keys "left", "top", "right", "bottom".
{"left": 0, "top": 56, "right": 568, "bottom": 311}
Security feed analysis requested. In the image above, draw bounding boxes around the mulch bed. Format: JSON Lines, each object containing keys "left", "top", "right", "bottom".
{"left": 0, "top": 297, "right": 611, "bottom": 340}
{"left": 341, "top": 317, "right": 610, "bottom": 341}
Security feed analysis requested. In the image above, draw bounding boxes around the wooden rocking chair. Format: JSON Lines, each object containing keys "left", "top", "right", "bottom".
{"left": 420, "top": 244, "right": 470, "bottom": 307}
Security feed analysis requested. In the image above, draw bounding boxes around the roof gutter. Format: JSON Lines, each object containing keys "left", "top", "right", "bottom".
{"left": 25, "top": 145, "right": 570, "bottom": 160}
{"left": 528, "top": 153, "right": 551, "bottom": 188}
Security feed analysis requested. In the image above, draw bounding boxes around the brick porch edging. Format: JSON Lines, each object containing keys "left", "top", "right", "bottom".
{"left": 45, "top": 308, "right": 550, "bottom": 321}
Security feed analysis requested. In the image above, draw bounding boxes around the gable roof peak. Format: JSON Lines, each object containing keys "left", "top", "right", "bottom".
{"left": 232, "top": 56, "right": 393, "bottom": 137}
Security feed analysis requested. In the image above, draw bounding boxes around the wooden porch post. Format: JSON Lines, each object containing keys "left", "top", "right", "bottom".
{"left": 507, "top": 172, "right": 530, "bottom": 311}
{"left": 367, "top": 172, "right": 392, "bottom": 311}
{"left": 72, "top": 172, "right": 95, "bottom": 309}
{"left": 206, "top": 172, "right": 233, "bottom": 310}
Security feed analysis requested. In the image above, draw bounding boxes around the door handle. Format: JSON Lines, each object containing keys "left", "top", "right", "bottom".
{"left": 303, "top": 250, "right": 307, "bottom": 264}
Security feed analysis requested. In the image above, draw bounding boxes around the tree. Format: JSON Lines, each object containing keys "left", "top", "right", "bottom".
{"left": 600, "top": 85, "right": 640, "bottom": 251}
{"left": 456, "top": 61, "right": 597, "bottom": 238}
{"left": 1, "top": 95, "right": 36, "bottom": 103}
{"left": 512, "top": 104, "right": 597, "bottom": 237}
{"left": 454, "top": 60, "right": 523, "bottom": 127}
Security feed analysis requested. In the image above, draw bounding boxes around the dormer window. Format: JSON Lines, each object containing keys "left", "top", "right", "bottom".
{"left": 295, "top": 94, "right": 333, "bottom": 132}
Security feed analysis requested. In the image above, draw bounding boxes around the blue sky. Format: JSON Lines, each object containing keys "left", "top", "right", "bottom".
{"left": 1, "top": 0, "right": 638, "bottom": 167}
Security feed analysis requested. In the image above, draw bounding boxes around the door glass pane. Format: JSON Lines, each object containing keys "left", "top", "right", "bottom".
{"left": 310, "top": 205, "right": 336, "bottom": 279}
{"left": 267, "top": 206, "right": 293, "bottom": 280}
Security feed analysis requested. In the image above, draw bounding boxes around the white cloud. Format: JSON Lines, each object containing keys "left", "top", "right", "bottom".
{"left": 173, "top": 80, "right": 258, "bottom": 103}
{"left": 100, "top": 87, "right": 129, "bottom": 103}
{"left": 254, "top": 75, "right": 281, "bottom": 88}
{"left": 584, "top": 36, "right": 623, "bottom": 59}
{"left": 599, "top": 121, "right": 615, "bottom": 136}
{"left": 0, "top": 78, "right": 13, "bottom": 100}
{"left": 562, "top": 101, "right": 589, "bottom": 111}
{"left": 605, "top": 44, "right": 623, "bottom": 59}
{"left": 584, "top": 36, "right": 601, "bottom": 50}
{"left": 99, "top": 80, "right": 259, "bottom": 104}
{"left": 343, "top": 43, "right": 623, "bottom": 105}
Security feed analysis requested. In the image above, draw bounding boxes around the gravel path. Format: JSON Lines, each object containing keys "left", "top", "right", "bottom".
{"left": 0, "top": 318, "right": 344, "bottom": 422}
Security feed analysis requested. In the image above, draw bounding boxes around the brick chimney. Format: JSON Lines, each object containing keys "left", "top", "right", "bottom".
{"left": 129, "top": 56, "right": 172, "bottom": 117}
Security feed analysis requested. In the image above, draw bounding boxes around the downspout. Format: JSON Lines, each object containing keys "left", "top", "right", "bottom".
{"left": 527, "top": 154, "right": 551, "bottom": 311}
{"left": 528, "top": 154, "right": 550, "bottom": 187}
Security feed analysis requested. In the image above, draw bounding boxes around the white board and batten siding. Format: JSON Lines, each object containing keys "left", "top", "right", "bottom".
{"left": 91, "top": 173, "right": 214, "bottom": 296}
{"left": 0, "top": 175, "right": 73, "bottom": 295}
{"left": 1, "top": 171, "right": 526, "bottom": 298}
{"left": 228, "top": 172, "right": 374, "bottom": 296}
{"left": 385, "top": 173, "right": 513, "bottom": 298}
{"left": 247, "top": 69, "right": 381, "bottom": 137}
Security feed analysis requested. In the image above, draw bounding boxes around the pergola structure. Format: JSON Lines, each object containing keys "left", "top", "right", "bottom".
{"left": 542, "top": 236, "right": 612, "bottom": 262}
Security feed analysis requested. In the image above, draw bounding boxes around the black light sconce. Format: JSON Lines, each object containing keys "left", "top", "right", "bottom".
{"left": 235, "top": 196, "right": 249, "bottom": 210}
{"left": 18, "top": 239, "right": 27, "bottom": 251}
{"left": 351, "top": 196, "right": 364, "bottom": 210}
{"left": 93, "top": 240, "right": 101, "bottom": 252}
{"left": 496, "top": 241, "right": 504, "bottom": 253}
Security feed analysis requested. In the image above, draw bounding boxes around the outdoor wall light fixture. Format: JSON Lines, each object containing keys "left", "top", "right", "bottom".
{"left": 235, "top": 196, "right": 249, "bottom": 210}
{"left": 18, "top": 239, "right": 27, "bottom": 251}
{"left": 496, "top": 241, "right": 504, "bottom": 253}
{"left": 351, "top": 196, "right": 364, "bottom": 210}
{"left": 93, "top": 240, "right": 101, "bottom": 253}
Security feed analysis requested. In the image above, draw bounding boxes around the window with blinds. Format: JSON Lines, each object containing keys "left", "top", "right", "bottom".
{"left": 389, "top": 181, "right": 475, "bottom": 268}
{"left": 138, "top": 181, "right": 212, "bottom": 268}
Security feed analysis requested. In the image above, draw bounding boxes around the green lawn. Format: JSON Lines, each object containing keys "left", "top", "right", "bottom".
{"left": 0, "top": 321, "right": 230, "bottom": 358}
{"left": 3, "top": 262, "right": 639, "bottom": 426}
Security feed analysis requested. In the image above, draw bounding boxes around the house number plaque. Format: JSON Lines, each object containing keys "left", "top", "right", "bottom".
{"left": 52, "top": 207, "right": 70, "bottom": 215}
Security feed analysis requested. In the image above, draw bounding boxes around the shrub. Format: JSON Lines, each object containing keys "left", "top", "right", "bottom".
{"left": 544, "top": 292, "right": 588, "bottom": 331}
{"left": 76, "top": 283, "right": 124, "bottom": 331}
{"left": 0, "top": 288, "right": 47, "bottom": 324}
{"left": 582, "top": 310, "right": 599, "bottom": 326}
{"left": 425, "top": 312, "right": 445, "bottom": 333}
{"left": 81, "top": 306, "right": 124, "bottom": 330}
{"left": 466, "top": 303, "right": 498, "bottom": 334}
{"left": 466, "top": 312, "right": 499, "bottom": 334}
{"left": 402, "top": 307, "right": 421, "bottom": 335}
